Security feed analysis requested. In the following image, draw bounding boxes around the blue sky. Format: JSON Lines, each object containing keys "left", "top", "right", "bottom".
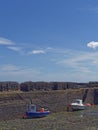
{"left": 0, "top": 0, "right": 98, "bottom": 83}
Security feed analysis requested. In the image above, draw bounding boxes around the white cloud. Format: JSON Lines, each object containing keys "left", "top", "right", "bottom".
{"left": 87, "top": 41, "right": 98, "bottom": 49}
{"left": 29, "top": 50, "right": 45, "bottom": 54}
{"left": 0, "top": 37, "right": 14, "bottom": 45}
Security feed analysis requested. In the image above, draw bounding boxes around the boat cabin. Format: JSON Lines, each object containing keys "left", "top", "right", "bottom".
{"left": 27, "top": 104, "right": 36, "bottom": 112}
{"left": 72, "top": 99, "right": 83, "bottom": 105}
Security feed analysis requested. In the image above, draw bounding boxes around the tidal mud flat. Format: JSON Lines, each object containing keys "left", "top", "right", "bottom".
{"left": 0, "top": 90, "right": 98, "bottom": 130}
{"left": 0, "top": 107, "right": 98, "bottom": 130}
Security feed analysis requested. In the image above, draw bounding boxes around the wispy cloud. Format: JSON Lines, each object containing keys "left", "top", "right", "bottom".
{"left": 0, "top": 37, "right": 52, "bottom": 55}
{"left": 87, "top": 41, "right": 98, "bottom": 49}
{"left": 29, "top": 49, "right": 46, "bottom": 54}
{"left": 87, "top": 6, "right": 98, "bottom": 14}
{"left": 0, "top": 37, "right": 14, "bottom": 45}
{"left": 54, "top": 48, "right": 98, "bottom": 74}
{"left": 0, "top": 37, "right": 25, "bottom": 54}
{"left": 1, "top": 64, "right": 19, "bottom": 71}
{"left": 1, "top": 43, "right": 98, "bottom": 82}
{"left": 0, "top": 64, "right": 41, "bottom": 82}
{"left": 79, "top": 6, "right": 98, "bottom": 14}
{"left": 7, "top": 46, "right": 21, "bottom": 52}
{"left": 1, "top": 47, "right": 98, "bottom": 82}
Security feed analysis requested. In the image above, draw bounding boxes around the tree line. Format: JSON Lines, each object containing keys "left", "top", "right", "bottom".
{"left": 0, "top": 81, "right": 98, "bottom": 92}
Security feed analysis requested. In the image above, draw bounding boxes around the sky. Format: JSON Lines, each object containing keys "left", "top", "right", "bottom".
{"left": 0, "top": 0, "right": 98, "bottom": 83}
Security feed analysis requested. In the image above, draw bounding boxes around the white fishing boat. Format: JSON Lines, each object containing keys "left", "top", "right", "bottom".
{"left": 70, "top": 99, "right": 86, "bottom": 111}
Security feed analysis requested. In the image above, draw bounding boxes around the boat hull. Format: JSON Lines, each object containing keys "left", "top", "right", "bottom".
{"left": 25, "top": 111, "right": 50, "bottom": 118}
{"left": 71, "top": 105, "right": 86, "bottom": 111}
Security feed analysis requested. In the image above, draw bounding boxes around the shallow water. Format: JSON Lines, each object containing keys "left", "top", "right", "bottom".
{"left": 86, "top": 110, "right": 98, "bottom": 116}
{"left": 79, "top": 107, "right": 98, "bottom": 117}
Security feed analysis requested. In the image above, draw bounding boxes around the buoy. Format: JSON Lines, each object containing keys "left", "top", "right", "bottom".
{"left": 40, "top": 108, "right": 45, "bottom": 112}
{"left": 66, "top": 104, "right": 72, "bottom": 112}
{"left": 91, "top": 103, "right": 94, "bottom": 107}
{"left": 23, "top": 112, "right": 27, "bottom": 119}
{"left": 86, "top": 103, "right": 91, "bottom": 107}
